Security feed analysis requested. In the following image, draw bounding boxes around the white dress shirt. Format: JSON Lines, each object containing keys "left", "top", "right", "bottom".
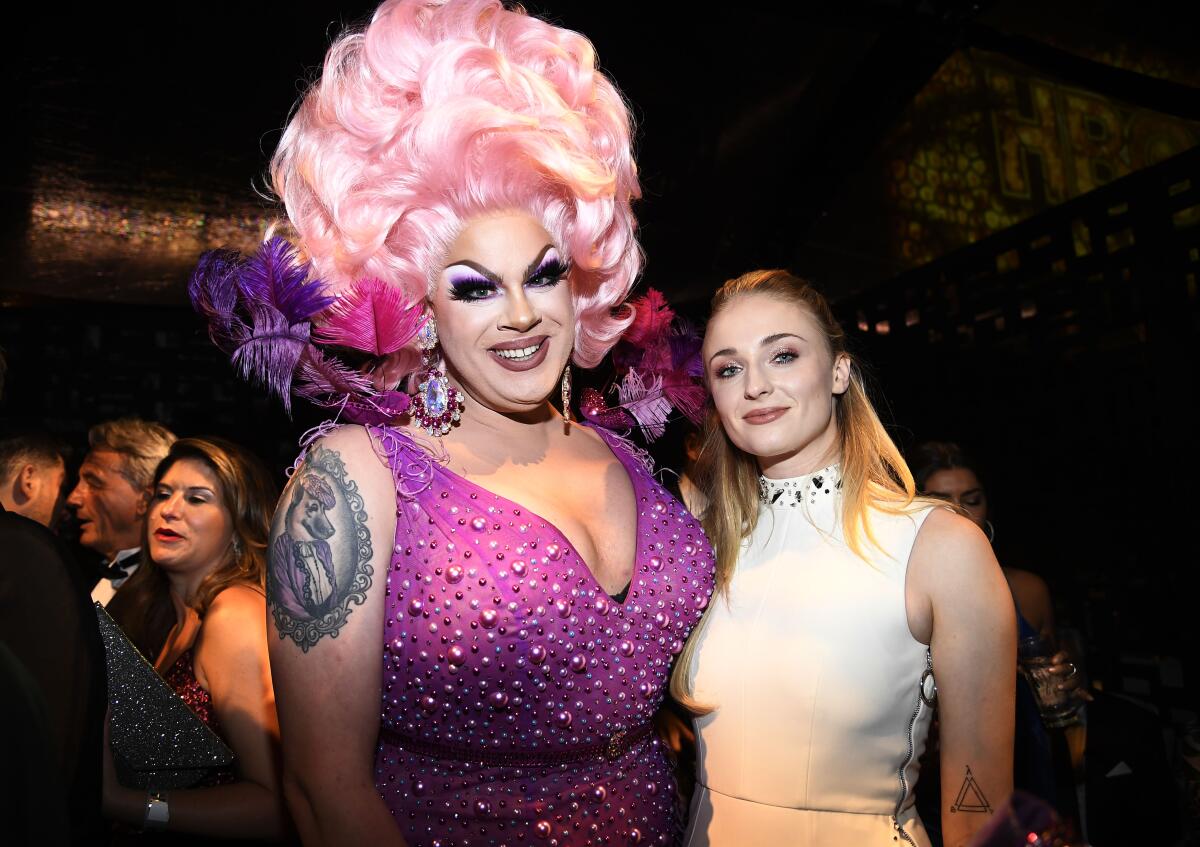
{"left": 90, "top": 547, "right": 141, "bottom": 606}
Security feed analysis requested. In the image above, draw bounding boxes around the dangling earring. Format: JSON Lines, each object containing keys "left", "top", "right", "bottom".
{"left": 984, "top": 519, "right": 996, "bottom": 544}
{"left": 231, "top": 536, "right": 243, "bottom": 558}
{"left": 560, "top": 365, "right": 572, "bottom": 423}
{"left": 408, "top": 315, "right": 464, "bottom": 437}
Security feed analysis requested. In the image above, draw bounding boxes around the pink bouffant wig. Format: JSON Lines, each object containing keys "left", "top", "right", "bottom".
{"left": 271, "top": 0, "right": 642, "bottom": 368}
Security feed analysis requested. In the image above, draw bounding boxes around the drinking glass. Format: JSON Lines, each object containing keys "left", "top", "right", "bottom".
{"left": 1017, "top": 636, "right": 1080, "bottom": 729}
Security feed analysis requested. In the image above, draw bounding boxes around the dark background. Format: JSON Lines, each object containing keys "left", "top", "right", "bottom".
{"left": 3, "top": 2, "right": 1200, "bottom": 828}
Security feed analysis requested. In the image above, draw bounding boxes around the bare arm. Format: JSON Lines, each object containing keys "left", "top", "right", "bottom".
{"left": 102, "top": 588, "right": 288, "bottom": 838}
{"left": 910, "top": 509, "right": 1016, "bottom": 847}
{"left": 1003, "top": 567, "right": 1056, "bottom": 644}
{"left": 267, "top": 427, "right": 405, "bottom": 847}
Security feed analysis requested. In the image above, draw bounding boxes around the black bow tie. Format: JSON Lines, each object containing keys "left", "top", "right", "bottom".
{"left": 102, "top": 552, "right": 140, "bottom": 581}
{"left": 101, "top": 563, "right": 128, "bottom": 581}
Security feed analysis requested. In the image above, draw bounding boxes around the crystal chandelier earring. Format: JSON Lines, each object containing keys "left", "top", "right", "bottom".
{"left": 409, "top": 315, "right": 464, "bottom": 436}
{"left": 560, "top": 365, "right": 572, "bottom": 423}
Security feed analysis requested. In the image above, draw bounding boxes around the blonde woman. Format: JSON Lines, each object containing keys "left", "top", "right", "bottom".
{"left": 676, "top": 270, "right": 1015, "bottom": 847}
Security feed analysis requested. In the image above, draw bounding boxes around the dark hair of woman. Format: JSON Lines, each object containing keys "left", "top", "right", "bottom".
{"left": 116, "top": 437, "right": 276, "bottom": 663}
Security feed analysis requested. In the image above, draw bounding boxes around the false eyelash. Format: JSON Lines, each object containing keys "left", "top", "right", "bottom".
{"left": 527, "top": 258, "right": 570, "bottom": 287}
{"left": 447, "top": 276, "right": 499, "bottom": 302}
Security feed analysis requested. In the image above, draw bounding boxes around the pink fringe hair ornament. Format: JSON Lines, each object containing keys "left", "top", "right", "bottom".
{"left": 579, "top": 288, "right": 707, "bottom": 443}
{"left": 192, "top": 0, "right": 647, "bottom": 429}
{"left": 269, "top": 0, "right": 644, "bottom": 371}
{"left": 189, "top": 237, "right": 426, "bottom": 425}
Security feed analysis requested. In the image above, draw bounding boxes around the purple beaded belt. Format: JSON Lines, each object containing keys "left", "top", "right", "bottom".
{"left": 379, "top": 722, "right": 654, "bottom": 767}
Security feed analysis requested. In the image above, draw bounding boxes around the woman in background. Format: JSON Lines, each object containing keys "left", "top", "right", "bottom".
{"left": 910, "top": 441, "right": 1056, "bottom": 643}
{"left": 910, "top": 440, "right": 1082, "bottom": 828}
{"left": 676, "top": 270, "right": 1014, "bottom": 847}
{"left": 102, "top": 437, "right": 288, "bottom": 841}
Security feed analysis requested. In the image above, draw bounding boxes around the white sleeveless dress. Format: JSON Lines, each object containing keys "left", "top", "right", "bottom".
{"left": 684, "top": 465, "right": 937, "bottom": 846}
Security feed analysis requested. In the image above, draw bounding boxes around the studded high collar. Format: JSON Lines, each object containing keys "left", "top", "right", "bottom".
{"left": 758, "top": 463, "right": 842, "bottom": 508}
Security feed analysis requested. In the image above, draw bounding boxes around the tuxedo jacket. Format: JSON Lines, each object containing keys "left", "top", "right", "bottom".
{"left": 0, "top": 505, "right": 108, "bottom": 845}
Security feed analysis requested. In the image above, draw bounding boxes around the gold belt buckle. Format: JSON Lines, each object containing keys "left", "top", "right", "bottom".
{"left": 605, "top": 728, "right": 628, "bottom": 762}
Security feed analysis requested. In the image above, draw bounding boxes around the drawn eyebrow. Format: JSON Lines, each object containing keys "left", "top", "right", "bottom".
{"left": 707, "top": 332, "right": 808, "bottom": 365}
{"left": 444, "top": 244, "right": 557, "bottom": 288}
{"left": 445, "top": 260, "right": 502, "bottom": 285}
{"left": 522, "top": 244, "right": 557, "bottom": 280}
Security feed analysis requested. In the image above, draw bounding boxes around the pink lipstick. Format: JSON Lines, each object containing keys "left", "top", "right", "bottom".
{"left": 743, "top": 407, "right": 788, "bottom": 425}
{"left": 489, "top": 336, "right": 550, "bottom": 372}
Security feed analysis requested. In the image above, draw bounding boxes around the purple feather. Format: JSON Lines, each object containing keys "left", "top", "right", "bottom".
{"left": 618, "top": 369, "right": 672, "bottom": 442}
{"left": 238, "top": 237, "right": 334, "bottom": 324}
{"left": 231, "top": 311, "right": 311, "bottom": 413}
{"left": 189, "top": 249, "right": 250, "bottom": 353}
{"left": 187, "top": 240, "right": 425, "bottom": 422}
{"left": 668, "top": 319, "right": 705, "bottom": 378}
{"left": 295, "top": 347, "right": 374, "bottom": 401}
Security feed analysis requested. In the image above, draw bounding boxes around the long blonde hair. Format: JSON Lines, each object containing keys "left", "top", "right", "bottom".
{"left": 671, "top": 270, "right": 926, "bottom": 713}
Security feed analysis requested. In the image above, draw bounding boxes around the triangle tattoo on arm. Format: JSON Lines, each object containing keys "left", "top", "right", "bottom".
{"left": 950, "top": 766, "right": 993, "bottom": 814}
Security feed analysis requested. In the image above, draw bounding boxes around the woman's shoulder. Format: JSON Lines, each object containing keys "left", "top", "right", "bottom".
{"left": 195, "top": 584, "right": 269, "bottom": 671}
{"left": 206, "top": 583, "right": 267, "bottom": 618}
{"left": 202, "top": 585, "right": 268, "bottom": 645}
{"left": 908, "top": 506, "right": 1006, "bottom": 597}
{"left": 913, "top": 504, "right": 988, "bottom": 549}
{"left": 1002, "top": 566, "right": 1050, "bottom": 597}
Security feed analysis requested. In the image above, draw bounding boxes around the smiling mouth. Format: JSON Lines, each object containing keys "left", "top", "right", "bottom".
{"left": 493, "top": 341, "right": 543, "bottom": 360}
{"left": 488, "top": 336, "right": 551, "bottom": 372}
{"left": 744, "top": 407, "right": 788, "bottom": 424}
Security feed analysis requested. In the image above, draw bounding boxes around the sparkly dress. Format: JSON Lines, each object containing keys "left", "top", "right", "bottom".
{"left": 684, "top": 465, "right": 936, "bottom": 847}
{"left": 161, "top": 648, "right": 236, "bottom": 787}
{"left": 368, "top": 424, "right": 715, "bottom": 847}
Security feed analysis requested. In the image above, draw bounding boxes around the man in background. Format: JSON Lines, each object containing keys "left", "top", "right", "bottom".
{"left": 0, "top": 353, "right": 108, "bottom": 845}
{"left": 66, "top": 418, "right": 175, "bottom": 606}
{"left": 0, "top": 432, "right": 68, "bottom": 530}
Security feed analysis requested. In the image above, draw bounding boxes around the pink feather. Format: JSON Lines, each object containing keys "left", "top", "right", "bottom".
{"left": 622, "top": 288, "right": 675, "bottom": 347}
{"left": 662, "top": 376, "right": 708, "bottom": 425}
{"left": 313, "top": 278, "right": 426, "bottom": 356}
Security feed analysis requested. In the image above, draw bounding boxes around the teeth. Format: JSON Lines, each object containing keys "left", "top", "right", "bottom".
{"left": 494, "top": 342, "right": 542, "bottom": 360}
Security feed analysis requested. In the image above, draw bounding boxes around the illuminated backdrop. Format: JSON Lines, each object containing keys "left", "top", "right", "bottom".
{"left": 884, "top": 48, "right": 1199, "bottom": 268}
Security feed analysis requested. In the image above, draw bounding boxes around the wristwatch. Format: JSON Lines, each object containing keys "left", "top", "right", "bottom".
{"left": 144, "top": 791, "right": 170, "bottom": 830}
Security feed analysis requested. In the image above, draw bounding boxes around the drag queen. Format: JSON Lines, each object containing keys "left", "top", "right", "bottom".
{"left": 674, "top": 271, "right": 1014, "bottom": 847}
{"left": 191, "top": 2, "right": 714, "bottom": 845}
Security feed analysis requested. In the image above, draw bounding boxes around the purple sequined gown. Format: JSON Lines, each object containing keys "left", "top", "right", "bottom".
{"left": 367, "top": 424, "right": 714, "bottom": 846}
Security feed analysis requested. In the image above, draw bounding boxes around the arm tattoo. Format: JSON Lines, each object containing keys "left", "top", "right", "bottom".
{"left": 950, "top": 765, "right": 993, "bottom": 814}
{"left": 268, "top": 445, "right": 373, "bottom": 652}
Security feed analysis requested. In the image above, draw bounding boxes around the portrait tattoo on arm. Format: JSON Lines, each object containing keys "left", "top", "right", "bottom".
{"left": 949, "top": 765, "right": 992, "bottom": 814}
{"left": 268, "top": 445, "right": 373, "bottom": 652}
